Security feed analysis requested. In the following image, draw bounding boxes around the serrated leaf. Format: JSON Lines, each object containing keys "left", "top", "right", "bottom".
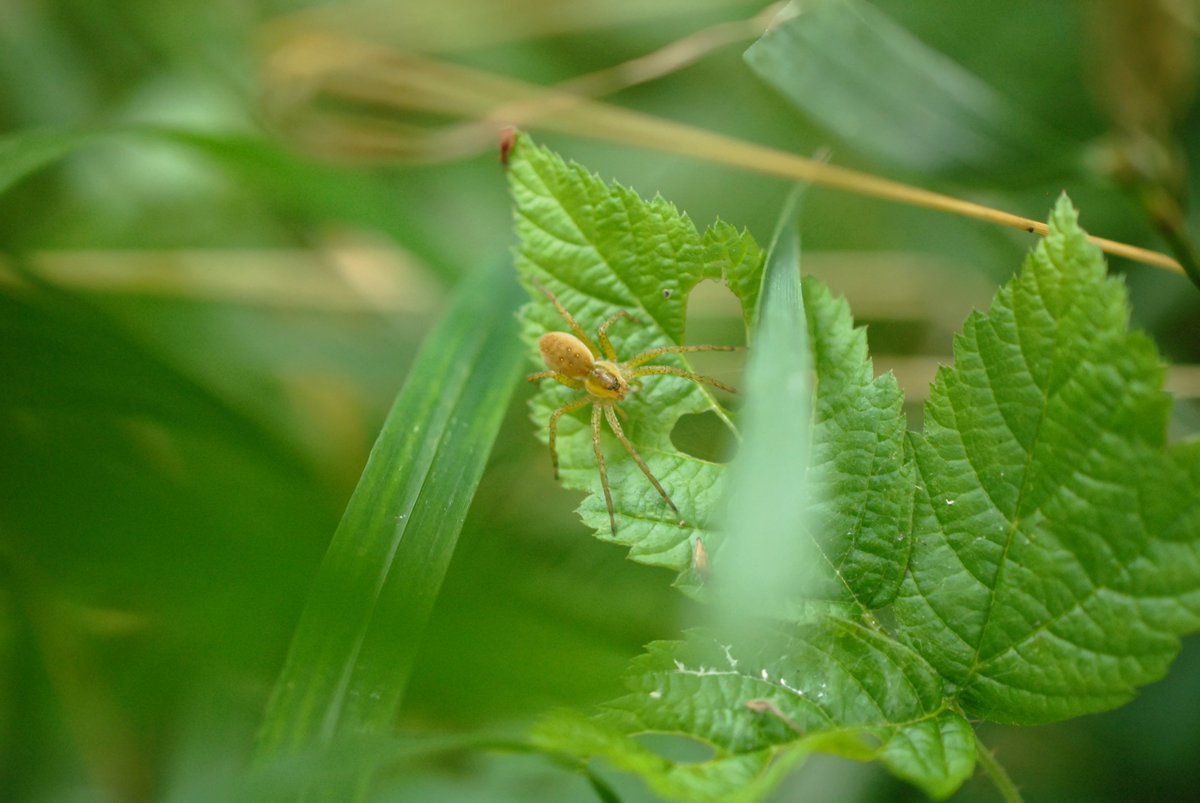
{"left": 509, "top": 137, "right": 762, "bottom": 569}
{"left": 514, "top": 143, "right": 1200, "bottom": 801}
{"left": 799, "top": 276, "right": 913, "bottom": 608}
{"left": 894, "top": 196, "right": 1200, "bottom": 724}
{"left": 744, "top": 0, "right": 1069, "bottom": 183}
{"left": 533, "top": 621, "right": 975, "bottom": 802}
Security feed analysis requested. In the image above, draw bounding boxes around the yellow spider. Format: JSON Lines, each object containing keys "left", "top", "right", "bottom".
{"left": 527, "top": 278, "right": 742, "bottom": 534}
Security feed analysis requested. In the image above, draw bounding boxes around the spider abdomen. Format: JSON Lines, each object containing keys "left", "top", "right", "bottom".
{"left": 539, "top": 332, "right": 594, "bottom": 378}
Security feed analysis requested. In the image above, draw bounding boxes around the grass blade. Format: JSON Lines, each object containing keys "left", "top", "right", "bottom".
{"left": 255, "top": 260, "right": 524, "bottom": 760}
{"left": 0, "top": 128, "right": 110, "bottom": 195}
{"left": 715, "top": 193, "right": 811, "bottom": 624}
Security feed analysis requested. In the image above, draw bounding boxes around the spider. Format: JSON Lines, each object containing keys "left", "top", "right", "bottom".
{"left": 526, "top": 277, "right": 743, "bottom": 534}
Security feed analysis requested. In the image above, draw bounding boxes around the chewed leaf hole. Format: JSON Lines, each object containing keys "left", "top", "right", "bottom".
{"left": 671, "top": 411, "right": 738, "bottom": 463}
{"left": 633, "top": 732, "right": 716, "bottom": 764}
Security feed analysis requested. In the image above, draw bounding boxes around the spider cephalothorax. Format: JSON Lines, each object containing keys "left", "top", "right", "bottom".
{"left": 527, "top": 278, "right": 742, "bottom": 534}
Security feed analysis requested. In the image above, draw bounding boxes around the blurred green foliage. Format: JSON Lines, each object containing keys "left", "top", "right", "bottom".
{"left": 2, "top": 1, "right": 1199, "bottom": 801}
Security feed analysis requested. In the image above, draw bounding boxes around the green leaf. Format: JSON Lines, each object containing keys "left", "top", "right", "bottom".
{"left": 508, "top": 136, "right": 762, "bottom": 569}
{"left": 744, "top": 0, "right": 1068, "bottom": 183}
{"left": 255, "top": 262, "right": 525, "bottom": 763}
{"left": 894, "top": 196, "right": 1200, "bottom": 724}
{"left": 795, "top": 276, "right": 912, "bottom": 609}
{"left": 533, "top": 621, "right": 975, "bottom": 801}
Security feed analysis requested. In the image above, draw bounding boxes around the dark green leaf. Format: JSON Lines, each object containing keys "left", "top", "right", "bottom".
{"left": 895, "top": 197, "right": 1200, "bottom": 724}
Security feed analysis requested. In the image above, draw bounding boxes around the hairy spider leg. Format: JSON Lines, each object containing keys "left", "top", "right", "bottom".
{"left": 591, "top": 404, "right": 617, "bottom": 534}
{"left": 602, "top": 404, "right": 684, "bottom": 527}
{"left": 546, "top": 395, "right": 592, "bottom": 480}
{"left": 531, "top": 277, "right": 601, "bottom": 357}
{"left": 629, "top": 364, "right": 738, "bottom": 394}
{"left": 625, "top": 343, "right": 744, "bottom": 393}
{"left": 596, "top": 309, "right": 636, "bottom": 361}
{"left": 526, "top": 369, "right": 582, "bottom": 385}
{"left": 624, "top": 343, "right": 743, "bottom": 368}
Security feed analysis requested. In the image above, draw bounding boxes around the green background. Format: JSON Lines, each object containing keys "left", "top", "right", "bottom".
{"left": 2, "top": 1, "right": 1198, "bottom": 800}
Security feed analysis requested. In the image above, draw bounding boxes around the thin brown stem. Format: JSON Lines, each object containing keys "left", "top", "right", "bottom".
{"left": 265, "top": 31, "right": 1185, "bottom": 276}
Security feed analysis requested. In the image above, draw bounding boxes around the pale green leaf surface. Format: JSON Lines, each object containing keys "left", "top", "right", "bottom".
{"left": 895, "top": 197, "right": 1200, "bottom": 724}
{"left": 534, "top": 621, "right": 974, "bottom": 801}
{"left": 509, "top": 137, "right": 762, "bottom": 568}
{"left": 717, "top": 204, "right": 910, "bottom": 620}
{"left": 744, "top": 0, "right": 1067, "bottom": 183}
{"left": 715, "top": 206, "right": 814, "bottom": 624}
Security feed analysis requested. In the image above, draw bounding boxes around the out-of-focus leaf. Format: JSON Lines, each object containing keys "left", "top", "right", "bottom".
{"left": 154, "top": 131, "right": 458, "bottom": 279}
{"left": 0, "top": 128, "right": 110, "bottom": 195}
{"left": 745, "top": 0, "right": 1071, "bottom": 183}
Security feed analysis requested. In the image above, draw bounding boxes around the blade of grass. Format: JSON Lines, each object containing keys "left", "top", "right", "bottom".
{"left": 254, "top": 260, "right": 524, "bottom": 765}
{"left": 0, "top": 127, "right": 113, "bottom": 195}
{"left": 715, "top": 191, "right": 811, "bottom": 626}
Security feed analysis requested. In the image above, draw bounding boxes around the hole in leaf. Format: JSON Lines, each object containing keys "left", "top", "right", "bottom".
{"left": 671, "top": 411, "right": 737, "bottom": 463}
{"left": 679, "top": 279, "right": 746, "bottom": 394}
{"left": 633, "top": 733, "right": 716, "bottom": 764}
{"left": 684, "top": 279, "right": 745, "bottom": 350}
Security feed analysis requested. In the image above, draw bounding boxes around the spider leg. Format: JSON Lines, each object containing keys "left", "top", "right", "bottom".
{"left": 629, "top": 364, "right": 738, "bottom": 394}
{"left": 531, "top": 276, "right": 601, "bottom": 358}
{"left": 603, "top": 405, "right": 684, "bottom": 527}
{"left": 592, "top": 403, "right": 618, "bottom": 535}
{"left": 547, "top": 396, "right": 592, "bottom": 480}
{"left": 528, "top": 370, "right": 584, "bottom": 390}
{"left": 597, "top": 309, "right": 637, "bottom": 362}
{"left": 625, "top": 343, "right": 744, "bottom": 369}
